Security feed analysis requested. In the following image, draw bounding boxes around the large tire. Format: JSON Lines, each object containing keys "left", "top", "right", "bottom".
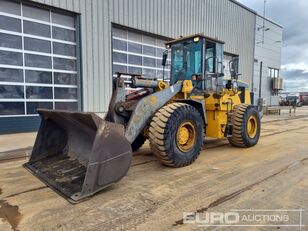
{"left": 228, "top": 104, "right": 261, "bottom": 147}
{"left": 131, "top": 133, "right": 146, "bottom": 152}
{"left": 149, "top": 103, "right": 204, "bottom": 167}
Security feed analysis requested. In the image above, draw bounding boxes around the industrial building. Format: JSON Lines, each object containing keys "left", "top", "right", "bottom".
{"left": 0, "top": 0, "right": 282, "bottom": 133}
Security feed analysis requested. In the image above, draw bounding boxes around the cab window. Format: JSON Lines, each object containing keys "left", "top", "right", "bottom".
{"left": 171, "top": 40, "right": 202, "bottom": 83}
{"left": 205, "top": 42, "right": 215, "bottom": 73}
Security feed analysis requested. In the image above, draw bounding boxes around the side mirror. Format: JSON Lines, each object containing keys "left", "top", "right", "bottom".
{"left": 162, "top": 51, "right": 168, "bottom": 66}
{"left": 229, "top": 57, "right": 239, "bottom": 79}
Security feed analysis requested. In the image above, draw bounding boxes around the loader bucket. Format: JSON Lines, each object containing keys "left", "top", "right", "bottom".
{"left": 24, "top": 109, "right": 132, "bottom": 202}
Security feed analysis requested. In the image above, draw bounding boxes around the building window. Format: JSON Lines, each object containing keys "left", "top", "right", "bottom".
{"left": 111, "top": 26, "right": 170, "bottom": 91}
{"left": 268, "top": 67, "right": 279, "bottom": 78}
{"left": 0, "top": 0, "right": 79, "bottom": 117}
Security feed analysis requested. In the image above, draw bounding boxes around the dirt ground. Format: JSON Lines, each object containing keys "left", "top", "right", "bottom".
{"left": 0, "top": 108, "right": 307, "bottom": 231}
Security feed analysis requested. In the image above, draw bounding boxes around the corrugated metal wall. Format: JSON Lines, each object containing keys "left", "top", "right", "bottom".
{"left": 253, "top": 16, "right": 283, "bottom": 105}
{"left": 30, "top": 0, "right": 256, "bottom": 112}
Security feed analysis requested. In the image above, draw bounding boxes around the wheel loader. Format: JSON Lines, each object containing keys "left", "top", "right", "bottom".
{"left": 24, "top": 34, "right": 261, "bottom": 202}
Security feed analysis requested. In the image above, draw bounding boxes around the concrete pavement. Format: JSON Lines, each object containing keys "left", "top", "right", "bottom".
{"left": 0, "top": 107, "right": 307, "bottom": 230}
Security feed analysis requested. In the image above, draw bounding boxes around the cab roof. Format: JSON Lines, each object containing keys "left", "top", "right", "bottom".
{"left": 165, "top": 34, "right": 225, "bottom": 47}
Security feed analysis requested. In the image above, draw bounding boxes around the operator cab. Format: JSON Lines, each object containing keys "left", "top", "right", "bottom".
{"left": 162, "top": 34, "right": 237, "bottom": 92}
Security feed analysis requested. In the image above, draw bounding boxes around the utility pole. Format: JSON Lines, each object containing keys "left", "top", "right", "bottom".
{"left": 262, "top": 0, "right": 266, "bottom": 44}
{"left": 256, "top": 0, "right": 268, "bottom": 44}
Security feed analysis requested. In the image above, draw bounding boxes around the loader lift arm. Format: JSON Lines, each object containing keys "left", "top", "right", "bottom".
{"left": 105, "top": 72, "right": 183, "bottom": 143}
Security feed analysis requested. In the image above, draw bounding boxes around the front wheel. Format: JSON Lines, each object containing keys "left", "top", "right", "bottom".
{"left": 228, "top": 104, "right": 261, "bottom": 147}
{"left": 149, "top": 103, "right": 204, "bottom": 167}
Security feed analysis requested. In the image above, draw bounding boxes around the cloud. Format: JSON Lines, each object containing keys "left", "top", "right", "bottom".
{"left": 237, "top": 0, "right": 308, "bottom": 92}
{"left": 280, "top": 68, "right": 308, "bottom": 91}
{"left": 281, "top": 63, "right": 308, "bottom": 73}
{"left": 284, "top": 79, "right": 308, "bottom": 92}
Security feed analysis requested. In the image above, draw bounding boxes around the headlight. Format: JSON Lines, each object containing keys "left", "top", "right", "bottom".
{"left": 193, "top": 36, "right": 200, "bottom": 42}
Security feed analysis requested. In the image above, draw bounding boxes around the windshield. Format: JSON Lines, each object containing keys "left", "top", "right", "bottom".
{"left": 170, "top": 40, "right": 202, "bottom": 84}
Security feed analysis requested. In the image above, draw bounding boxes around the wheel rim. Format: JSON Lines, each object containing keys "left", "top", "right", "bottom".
{"left": 176, "top": 121, "right": 196, "bottom": 152}
{"left": 247, "top": 115, "right": 257, "bottom": 138}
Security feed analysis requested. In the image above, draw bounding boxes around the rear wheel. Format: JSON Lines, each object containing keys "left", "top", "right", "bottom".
{"left": 149, "top": 103, "right": 204, "bottom": 167}
{"left": 228, "top": 104, "right": 261, "bottom": 147}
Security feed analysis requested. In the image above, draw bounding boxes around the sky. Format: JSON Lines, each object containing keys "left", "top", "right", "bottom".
{"left": 237, "top": 0, "right": 308, "bottom": 92}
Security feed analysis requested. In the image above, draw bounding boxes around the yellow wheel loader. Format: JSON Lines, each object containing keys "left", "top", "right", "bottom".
{"left": 24, "top": 34, "right": 261, "bottom": 202}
